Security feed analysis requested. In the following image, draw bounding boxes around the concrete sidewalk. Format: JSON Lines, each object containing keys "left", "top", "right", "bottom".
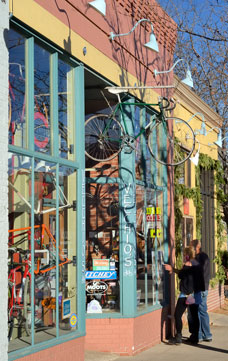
{"left": 85, "top": 312, "right": 228, "bottom": 361}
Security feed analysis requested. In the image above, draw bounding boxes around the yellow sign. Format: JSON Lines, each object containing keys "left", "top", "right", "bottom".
{"left": 150, "top": 229, "right": 162, "bottom": 238}
{"left": 70, "top": 313, "right": 78, "bottom": 328}
{"left": 146, "top": 207, "right": 161, "bottom": 215}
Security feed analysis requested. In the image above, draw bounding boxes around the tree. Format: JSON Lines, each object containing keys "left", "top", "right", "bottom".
{"left": 156, "top": 0, "right": 228, "bottom": 228}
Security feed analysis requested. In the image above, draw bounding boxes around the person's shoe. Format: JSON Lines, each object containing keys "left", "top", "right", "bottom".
{"left": 186, "top": 335, "right": 198, "bottom": 344}
{"left": 202, "top": 338, "right": 212, "bottom": 342}
{"left": 168, "top": 334, "right": 182, "bottom": 345}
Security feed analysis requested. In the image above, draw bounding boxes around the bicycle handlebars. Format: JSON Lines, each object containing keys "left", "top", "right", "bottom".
{"left": 158, "top": 97, "right": 176, "bottom": 111}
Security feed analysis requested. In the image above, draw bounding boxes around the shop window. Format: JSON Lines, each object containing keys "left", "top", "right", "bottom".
{"left": 182, "top": 217, "right": 193, "bottom": 247}
{"left": 8, "top": 29, "right": 26, "bottom": 148}
{"left": 86, "top": 183, "right": 120, "bottom": 313}
{"left": 58, "top": 59, "right": 75, "bottom": 160}
{"left": 34, "top": 43, "right": 51, "bottom": 155}
{"left": 8, "top": 25, "right": 81, "bottom": 354}
{"left": 136, "top": 186, "right": 165, "bottom": 309}
{"left": 178, "top": 155, "right": 191, "bottom": 187}
{"left": 8, "top": 154, "right": 77, "bottom": 351}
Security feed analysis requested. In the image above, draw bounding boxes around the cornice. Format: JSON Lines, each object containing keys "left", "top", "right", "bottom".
{"left": 174, "top": 75, "right": 223, "bottom": 128}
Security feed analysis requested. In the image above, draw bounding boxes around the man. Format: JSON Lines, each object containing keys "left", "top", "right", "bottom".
{"left": 189, "top": 239, "right": 212, "bottom": 342}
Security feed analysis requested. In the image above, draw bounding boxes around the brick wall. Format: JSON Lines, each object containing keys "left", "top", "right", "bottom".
{"left": 15, "top": 337, "right": 85, "bottom": 361}
{"left": 207, "top": 283, "right": 225, "bottom": 311}
{"left": 85, "top": 307, "right": 169, "bottom": 355}
{"left": 0, "top": 1, "right": 9, "bottom": 361}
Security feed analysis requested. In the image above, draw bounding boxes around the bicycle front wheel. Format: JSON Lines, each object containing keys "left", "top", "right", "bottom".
{"left": 85, "top": 114, "right": 124, "bottom": 162}
{"left": 148, "top": 117, "right": 195, "bottom": 166}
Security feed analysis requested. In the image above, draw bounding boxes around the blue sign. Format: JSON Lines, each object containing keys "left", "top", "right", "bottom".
{"left": 85, "top": 271, "right": 117, "bottom": 280}
{"left": 62, "top": 298, "right": 71, "bottom": 319}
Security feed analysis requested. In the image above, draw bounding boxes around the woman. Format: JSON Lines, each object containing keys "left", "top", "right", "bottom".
{"left": 164, "top": 246, "right": 200, "bottom": 345}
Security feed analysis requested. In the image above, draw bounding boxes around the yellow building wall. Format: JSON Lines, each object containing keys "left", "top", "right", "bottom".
{"left": 173, "top": 82, "right": 221, "bottom": 243}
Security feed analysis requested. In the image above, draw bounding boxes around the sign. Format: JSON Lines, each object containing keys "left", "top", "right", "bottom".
{"left": 86, "top": 281, "right": 108, "bottom": 294}
{"left": 183, "top": 197, "right": 189, "bottom": 215}
{"left": 146, "top": 214, "right": 161, "bottom": 222}
{"left": 150, "top": 229, "right": 162, "bottom": 238}
{"left": 85, "top": 271, "right": 117, "bottom": 280}
{"left": 62, "top": 298, "right": 71, "bottom": 320}
{"left": 146, "top": 207, "right": 161, "bottom": 215}
{"left": 92, "top": 259, "right": 109, "bottom": 271}
{"left": 69, "top": 313, "right": 77, "bottom": 328}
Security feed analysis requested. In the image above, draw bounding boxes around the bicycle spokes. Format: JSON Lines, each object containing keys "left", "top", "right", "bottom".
{"left": 85, "top": 114, "right": 124, "bottom": 161}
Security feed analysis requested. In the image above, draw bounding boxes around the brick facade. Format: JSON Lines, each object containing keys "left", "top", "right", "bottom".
{"left": 208, "top": 284, "right": 225, "bottom": 311}
{"left": 85, "top": 306, "right": 169, "bottom": 356}
{"left": 14, "top": 337, "right": 84, "bottom": 361}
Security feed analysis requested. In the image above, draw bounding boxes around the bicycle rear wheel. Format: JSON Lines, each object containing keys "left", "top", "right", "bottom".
{"left": 85, "top": 114, "right": 124, "bottom": 162}
{"left": 23, "top": 276, "right": 31, "bottom": 336}
{"left": 148, "top": 117, "right": 195, "bottom": 166}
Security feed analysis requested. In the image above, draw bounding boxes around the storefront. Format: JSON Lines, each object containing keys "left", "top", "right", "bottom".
{"left": 4, "top": 0, "right": 178, "bottom": 360}
{"left": 84, "top": 75, "right": 170, "bottom": 355}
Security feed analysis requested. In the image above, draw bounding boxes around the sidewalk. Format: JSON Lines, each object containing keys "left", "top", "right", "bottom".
{"left": 85, "top": 312, "right": 228, "bottom": 361}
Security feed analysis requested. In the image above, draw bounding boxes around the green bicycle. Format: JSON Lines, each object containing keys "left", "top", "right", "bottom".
{"left": 85, "top": 88, "right": 195, "bottom": 166}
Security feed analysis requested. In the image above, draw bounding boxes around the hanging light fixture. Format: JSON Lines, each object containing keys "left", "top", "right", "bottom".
{"left": 89, "top": 0, "right": 106, "bottom": 16}
{"left": 154, "top": 58, "right": 194, "bottom": 87}
{"left": 214, "top": 130, "right": 224, "bottom": 147}
{"left": 109, "top": 18, "right": 159, "bottom": 53}
{"left": 190, "top": 142, "right": 200, "bottom": 166}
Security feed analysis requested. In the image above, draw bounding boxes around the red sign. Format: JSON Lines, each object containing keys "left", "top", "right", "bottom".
{"left": 183, "top": 198, "right": 189, "bottom": 215}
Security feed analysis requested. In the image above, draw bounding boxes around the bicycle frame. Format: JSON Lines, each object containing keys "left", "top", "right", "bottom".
{"left": 8, "top": 252, "right": 31, "bottom": 319}
{"left": 102, "top": 95, "right": 163, "bottom": 141}
{"left": 8, "top": 224, "right": 71, "bottom": 275}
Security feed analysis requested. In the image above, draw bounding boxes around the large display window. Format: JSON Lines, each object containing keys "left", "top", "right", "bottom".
{"left": 8, "top": 155, "right": 78, "bottom": 351}
{"left": 86, "top": 182, "right": 120, "bottom": 313}
{"left": 8, "top": 25, "right": 83, "bottom": 356}
{"left": 84, "top": 71, "right": 168, "bottom": 315}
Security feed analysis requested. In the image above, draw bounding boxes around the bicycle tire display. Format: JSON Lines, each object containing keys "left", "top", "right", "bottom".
{"left": 85, "top": 114, "right": 124, "bottom": 162}
{"left": 148, "top": 117, "right": 195, "bottom": 166}
{"left": 23, "top": 276, "right": 31, "bottom": 336}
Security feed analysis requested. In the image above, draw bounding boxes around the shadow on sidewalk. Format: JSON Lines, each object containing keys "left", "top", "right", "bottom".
{"left": 182, "top": 339, "right": 228, "bottom": 354}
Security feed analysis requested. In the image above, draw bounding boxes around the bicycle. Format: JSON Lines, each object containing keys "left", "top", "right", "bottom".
{"left": 85, "top": 89, "right": 195, "bottom": 166}
{"left": 8, "top": 247, "right": 32, "bottom": 340}
{"left": 8, "top": 224, "right": 72, "bottom": 340}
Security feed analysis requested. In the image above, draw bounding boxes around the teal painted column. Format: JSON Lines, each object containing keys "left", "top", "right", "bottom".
{"left": 119, "top": 99, "right": 137, "bottom": 316}
{"left": 75, "top": 65, "right": 86, "bottom": 333}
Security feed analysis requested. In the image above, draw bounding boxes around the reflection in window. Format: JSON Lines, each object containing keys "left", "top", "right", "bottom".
{"left": 58, "top": 59, "right": 74, "bottom": 160}
{"left": 86, "top": 183, "right": 120, "bottom": 313}
{"left": 58, "top": 166, "right": 77, "bottom": 335}
{"left": 8, "top": 155, "right": 78, "bottom": 351}
{"left": 8, "top": 30, "right": 26, "bottom": 148}
{"left": 34, "top": 43, "right": 50, "bottom": 155}
{"left": 136, "top": 186, "right": 165, "bottom": 309}
{"left": 8, "top": 153, "right": 32, "bottom": 352}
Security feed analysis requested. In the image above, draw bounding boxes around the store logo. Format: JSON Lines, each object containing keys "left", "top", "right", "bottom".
{"left": 85, "top": 271, "right": 117, "bottom": 280}
{"left": 86, "top": 281, "right": 108, "bottom": 294}
{"left": 69, "top": 313, "right": 78, "bottom": 328}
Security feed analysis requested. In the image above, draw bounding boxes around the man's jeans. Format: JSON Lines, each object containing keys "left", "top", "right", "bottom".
{"left": 188, "top": 290, "right": 212, "bottom": 340}
{"left": 198, "top": 290, "right": 212, "bottom": 340}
